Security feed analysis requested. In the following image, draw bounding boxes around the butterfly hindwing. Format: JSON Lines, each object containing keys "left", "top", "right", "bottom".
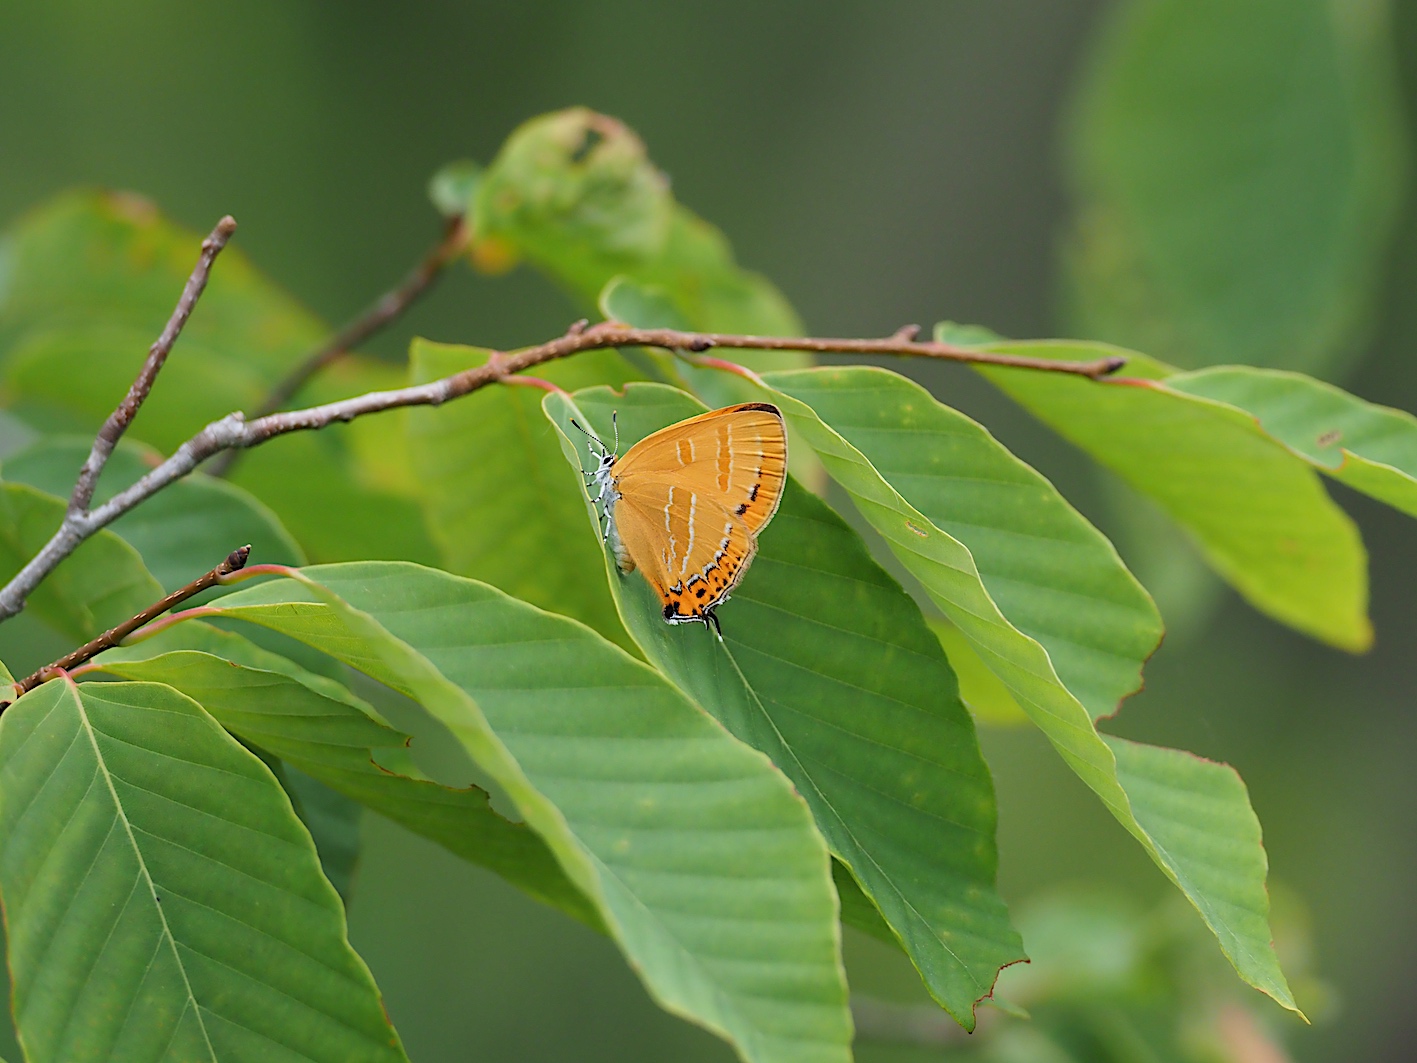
{"left": 607, "top": 403, "right": 787, "bottom": 626}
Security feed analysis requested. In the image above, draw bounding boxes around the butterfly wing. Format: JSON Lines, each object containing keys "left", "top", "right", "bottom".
{"left": 613, "top": 403, "right": 787, "bottom": 534}
{"left": 608, "top": 403, "right": 786, "bottom": 625}
{"left": 612, "top": 479, "right": 758, "bottom": 622}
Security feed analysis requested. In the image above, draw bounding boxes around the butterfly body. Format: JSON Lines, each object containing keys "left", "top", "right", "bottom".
{"left": 584, "top": 403, "right": 788, "bottom": 633}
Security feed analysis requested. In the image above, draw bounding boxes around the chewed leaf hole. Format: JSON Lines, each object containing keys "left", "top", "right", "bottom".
{"left": 905, "top": 519, "right": 929, "bottom": 538}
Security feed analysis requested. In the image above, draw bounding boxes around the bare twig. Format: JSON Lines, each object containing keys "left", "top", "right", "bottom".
{"left": 69, "top": 215, "right": 237, "bottom": 514}
{"left": 3, "top": 546, "right": 251, "bottom": 705}
{"left": 255, "top": 215, "right": 469, "bottom": 419}
{"left": 0, "top": 318, "right": 1124, "bottom": 625}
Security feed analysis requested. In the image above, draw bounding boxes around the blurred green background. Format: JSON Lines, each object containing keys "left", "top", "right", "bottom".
{"left": 3, "top": 2, "right": 1415, "bottom": 1060}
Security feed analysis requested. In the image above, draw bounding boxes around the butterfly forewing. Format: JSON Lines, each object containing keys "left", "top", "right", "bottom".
{"left": 609, "top": 403, "right": 787, "bottom": 624}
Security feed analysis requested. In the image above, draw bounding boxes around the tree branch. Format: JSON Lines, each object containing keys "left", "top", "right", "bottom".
{"left": 254, "top": 214, "right": 470, "bottom": 419}
{"left": 0, "top": 317, "right": 1124, "bottom": 625}
{"left": 69, "top": 215, "right": 238, "bottom": 515}
{"left": 3, "top": 546, "right": 251, "bottom": 705}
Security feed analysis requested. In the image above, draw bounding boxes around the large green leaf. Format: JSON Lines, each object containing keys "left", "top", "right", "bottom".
{"left": 0, "top": 191, "right": 437, "bottom": 566}
{"left": 93, "top": 626, "right": 600, "bottom": 929}
{"left": 0, "top": 482, "right": 162, "bottom": 642}
{"left": 200, "top": 562, "right": 853, "bottom": 1063}
{"left": 1065, "top": 0, "right": 1407, "bottom": 376}
{"left": 764, "top": 366, "right": 1162, "bottom": 721}
{"left": 669, "top": 367, "right": 1294, "bottom": 1011}
{"left": 0, "top": 677, "right": 407, "bottom": 1062}
{"left": 1168, "top": 366, "right": 1417, "bottom": 518}
{"left": 3, "top": 437, "right": 304, "bottom": 591}
{"left": 544, "top": 384, "right": 1023, "bottom": 1028}
{"left": 964, "top": 336, "right": 1370, "bottom": 653}
{"left": 404, "top": 339, "right": 636, "bottom": 649}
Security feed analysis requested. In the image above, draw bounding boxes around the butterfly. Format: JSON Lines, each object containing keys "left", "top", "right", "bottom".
{"left": 577, "top": 403, "right": 788, "bottom": 636}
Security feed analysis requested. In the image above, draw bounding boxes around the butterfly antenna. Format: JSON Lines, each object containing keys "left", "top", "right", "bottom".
{"left": 611, "top": 410, "right": 620, "bottom": 457}
{"left": 570, "top": 418, "right": 609, "bottom": 452}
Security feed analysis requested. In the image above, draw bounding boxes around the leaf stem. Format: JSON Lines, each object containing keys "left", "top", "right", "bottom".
{"left": 3, "top": 546, "right": 252, "bottom": 705}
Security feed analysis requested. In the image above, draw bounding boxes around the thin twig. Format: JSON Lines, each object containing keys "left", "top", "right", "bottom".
{"left": 69, "top": 215, "right": 238, "bottom": 514}
{"left": 3, "top": 546, "right": 252, "bottom": 705}
{"left": 259, "top": 215, "right": 469, "bottom": 419}
{"left": 0, "top": 319, "right": 1123, "bottom": 625}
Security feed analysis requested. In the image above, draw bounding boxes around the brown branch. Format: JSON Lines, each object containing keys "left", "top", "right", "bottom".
{"left": 0, "top": 318, "right": 1124, "bottom": 625}
{"left": 254, "top": 214, "right": 469, "bottom": 419}
{"left": 69, "top": 215, "right": 237, "bottom": 515}
{"left": 4, "top": 546, "right": 251, "bottom": 706}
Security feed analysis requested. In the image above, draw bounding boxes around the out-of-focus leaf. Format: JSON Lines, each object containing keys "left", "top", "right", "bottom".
{"left": 1065, "top": 0, "right": 1408, "bottom": 376}
{"left": 691, "top": 366, "right": 1295, "bottom": 1011}
{"left": 3, "top": 437, "right": 304, "bottom": 591}
{"left": 0, "top": 678, "right": 408, "bottom": 1062}
{"left": 472, "top": 109, "right": 808, "bottom": 383}
{"left": 964, "top": 335, "right": 1370, "bottom": 653}
{"left": 404, "top": 339, "right": 636, "bottom": 650}
{"left": 0, "top": 191, "right": 323, "bottom": 446}
{"left": 0, "top": 191, "right": 437, "bottom": 566}
{"left": 201, "top": 563, "right": 853, "bottom": 1063}
{"left": 474, "top": 108, "right": 673, "bottom": 296}
{"left": 1169, "top": 366, "right": 1417, "bottom": 518}
{"left": 95, "top": 629, "right": 600, "bottom": 929}
{"left": 0, "top": 482, "right": 161, "bottom": 642}
{"left": 428, "top": 160, "right": 481, "bottom": 218}
{"left": 546, "top": 384, "right": 1023, "bottom": 1029}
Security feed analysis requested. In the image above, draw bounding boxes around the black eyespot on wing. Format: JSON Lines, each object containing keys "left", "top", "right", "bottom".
{"left": 695, "top": 587, "right": 706, "bottom": 598}
{"left": 663, "top": 603, "right": 677, "bottom": 620}
{"left": 747, "top": 483, "right": 760, "bottom": 502}
{"left": 735, "top": 502, "right": 748, "bottom": 515}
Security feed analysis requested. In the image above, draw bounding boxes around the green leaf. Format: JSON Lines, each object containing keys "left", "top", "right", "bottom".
{"left": 1064, "top": 0, "right": 1408, "bottom": 375}
{"left": 0, "top": 192, "right": 324, "bottom": 447}
{"left": 765, "top": 366, "right": 1162, "bottom": 721}
{"left": 688, "top": 365, "right": 1295, "bottom": 1011}
{"left": 0, "top": 191, "right": 438, "bottom": 567}
{"left": 3, "top": 437, "right": 304, "bottom": 591}
{"left": 544, "top": 383, "right": 1023, "bottom": 1028}
{"left": 472, "top": 109, "right": 808, "bottom": 380}
{"left": 1103, "top": 737, "right": 1285, "bottom": 990}
{"left": 0, "top": 482, "right": 162, "bottom": 642}
{"left": 0, "top": 678, "right": 407, "bottom": 1062}
{"left": 200, "top": 562, "right": 853, "bottom": 1063}
{"left": 964, "top": 336, "right": 1370, "bottom": 653}
{"left": 1167, "top": 366, "right": 1417, "bottom": 518}
{"left": 926, "top": 618, "right": 1028, "bottom": 728}
{"left": 94, "top": 628, "right": 601, "bottom": 930}
{"left": 404, "top": 339, "right": 636, "bottom": 650}
{"left": 281, "top": 765, "right": 363, "bottom": 902}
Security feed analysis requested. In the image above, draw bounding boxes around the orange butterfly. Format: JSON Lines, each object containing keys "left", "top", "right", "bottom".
{"left": 579, "top": 403, "right": 788, "bottom": 635}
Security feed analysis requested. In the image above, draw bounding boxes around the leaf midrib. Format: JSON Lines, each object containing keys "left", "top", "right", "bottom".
{"left": 70, "top": 682, "right": 218, "bottom": 1063}
{"left": 712, "top": 638, "right": 980, "bottom": 990}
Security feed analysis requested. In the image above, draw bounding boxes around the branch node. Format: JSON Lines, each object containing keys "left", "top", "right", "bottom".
{"left": 687, "top": 337, "right": 714, "bottom": 352}
{"left": 566, "top": 318, "right": 590, "bottom": 336}
{"left": 891, "top": 324, "right": 922, "bottom": 342}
